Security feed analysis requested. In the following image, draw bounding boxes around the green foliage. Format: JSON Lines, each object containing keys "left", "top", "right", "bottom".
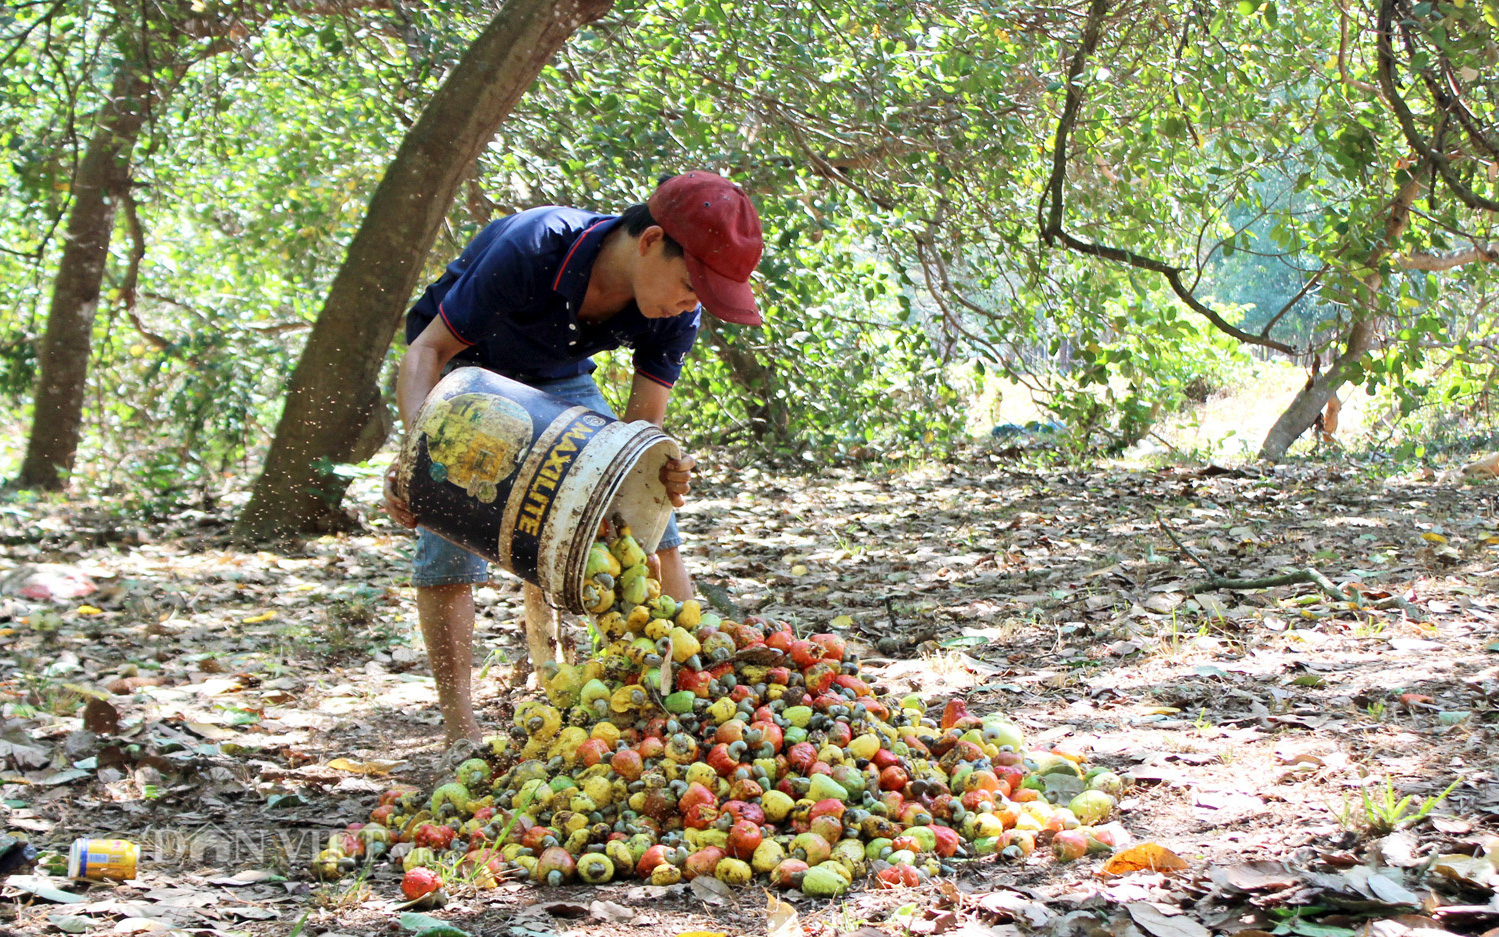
{"left": 4, "top": 0, "right": 1499, "bottom": 502}
{"left": 1361, "top": 286, "right": 1499, "bottom": 463}
{"left": 1200, "top": 181, "right": 1335, "bottom": 347}
{"left": 0, "top": 329, "right": 36, "bottom": 399}
{"left": 1359, "top": 776, "right": 1460, "bottom": 835}
{"left": 677, "top": 272, "right": 965, "bottom": 462}
{"left": 1041, "top": 288, "right": 1257, "bottom": 451}
{"left": 84, "top": 318, "right": 296, "bottom": 507}
{"left": 0, "top": 0, "right": 484, "bottom": 498}
{"left": 457, "top": 0, "right": 1013, "bottom": 462}
{"left": 0, "top": 1, "right": 107, "bottom": 390}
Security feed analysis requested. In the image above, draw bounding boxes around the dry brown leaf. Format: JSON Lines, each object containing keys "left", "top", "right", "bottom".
{"left": 977, "top": 890, "right": 1055, "bottom": 927}
{"left": 82, "top": 698, "right": 120, "bottom": 735}
{"left": 181, "top": 722, "right": 238, "bottom": 742}
{"left": 589, "top": 901, "right": 637, "bottom": 924}
{"left": 767, "top": 892, "right": 802, "bottom": 937}
{"left": 325, "top": 757, "right": 401, "bottom": 775}
{"left": 105, "top": 676, "right": 171, "bottom": 694}
{"left": 1217, "top": 860, "right": 1302, "bottom": 892}
{"left": 1429, "top": 854, "right": 1499, "bottom": 890}
{"left": 0, "top": 740, "right": 50, "bottom": 771}
{"left": 689, "top": 874, "right": 731, "bottom": 906}
{"left": 1462, "top": 452, "right": 1499, "bottom": 477}
{"left": 1103, "top": 844, "right": 1189, "bottom": 876}
{"left": 1125, "top": 902, "right": 1212, "bottom": 937}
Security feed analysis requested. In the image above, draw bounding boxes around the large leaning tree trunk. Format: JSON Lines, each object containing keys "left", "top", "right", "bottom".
{"left": 1024, "top": 0, "right": 1495, "bottom": 461}
{"left": 1256, "top": 170, "right": 1499, "bottom": 459}
{"left": 1259, "top": 0, "right": 1499, "bottom": 459}
{"left": 235, "top": 0, "right": 614, "bottom": 539}
{"left": 1257, "top": 171, "right": 1424, "bottom": 460}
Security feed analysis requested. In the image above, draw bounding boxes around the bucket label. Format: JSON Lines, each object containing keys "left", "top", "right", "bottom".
{"left": 507, "top": 411, "right": 608, "bottom": 581}
{"left": 418, "top": 393, "right": 532, "bottom": 503}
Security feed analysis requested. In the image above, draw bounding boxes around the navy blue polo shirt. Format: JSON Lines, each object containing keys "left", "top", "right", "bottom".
{"left": 406, "top": 207, "right": 701, "bottom": 388}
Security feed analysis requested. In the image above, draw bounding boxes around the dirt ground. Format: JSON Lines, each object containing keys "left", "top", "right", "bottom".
{"left": 2, "top": 443, "right": 1497, "bottom": 937}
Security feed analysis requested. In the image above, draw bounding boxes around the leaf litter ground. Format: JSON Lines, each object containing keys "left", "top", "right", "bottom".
{"left": 1, "top": 446, "right": 1497, "bottom": 937}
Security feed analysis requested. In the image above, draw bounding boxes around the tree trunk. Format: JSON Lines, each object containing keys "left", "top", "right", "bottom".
{"left": 234, "top": 0, "right": 614, "bottom": 539}
{"left": 1257, "top": 170, "right": 1425, "bottom": 461}
{"left": 1258, "top": 317, "right": 1379, "bottom": 460}
{"left": 698, "top": 317, "right": 795, "bottom": 450}
{"left": 14, "top": 64, "right": 155, "bottom": 489}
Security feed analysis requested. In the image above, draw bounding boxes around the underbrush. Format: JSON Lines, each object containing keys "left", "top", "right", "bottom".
{"left": 1152, "top": 361, "right": 1337, "bottom": 463}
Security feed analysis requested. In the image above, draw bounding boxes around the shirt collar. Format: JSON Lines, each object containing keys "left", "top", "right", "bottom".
{"left": 551, "top": 215, "right": 624, "bottom": 308}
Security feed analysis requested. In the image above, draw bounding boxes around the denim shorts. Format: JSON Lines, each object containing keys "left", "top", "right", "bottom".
{"left": 411, "top": 372, "right": 682, "bottom": 588}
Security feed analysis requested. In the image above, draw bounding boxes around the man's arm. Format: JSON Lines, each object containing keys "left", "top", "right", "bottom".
{"left": 622, "top": 373, "right": 672, "bottom": 426}
{"left": 397, "top": 317, "right": 470, "bottom": 431}
{"left": 623, "top": 374, "right": 695, "bottom": 508}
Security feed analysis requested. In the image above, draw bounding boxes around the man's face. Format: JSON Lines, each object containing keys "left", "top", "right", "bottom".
{"left": 635, "top": 229, "right": 700, "bottom": 319}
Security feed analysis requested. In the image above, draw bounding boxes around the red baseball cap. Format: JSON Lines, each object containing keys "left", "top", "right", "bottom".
{"left": 648, "top": 171, "right": 764, "bottom": 326}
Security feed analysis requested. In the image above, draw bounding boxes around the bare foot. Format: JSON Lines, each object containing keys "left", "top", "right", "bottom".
{"left": 441, "top": 736, "right": 483, "bottom": 769}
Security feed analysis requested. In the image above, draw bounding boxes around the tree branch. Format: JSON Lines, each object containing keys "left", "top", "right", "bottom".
{"left": 1337, "top": 0, "right": 1378, "bottom": 95}
{"left": 911, "top": 237, "right": 1016, "bottom": 367}
{"left": 1376, "top": 0, "right": 1499, "bottom": 213}
{"left": 1409, "top": 8, "right": 1499, "bottom": 162}
{"left": 116, "top": 188, "right": 171, "bottom": 352}
{"left": 1259, "top": 264, "right": 1329, "bottom": 339}
{"left": 0, "top": 0, "right": 69, "bottom": 71}
{"left": 1157, "top": 514, "right": 1223, "bottom": 578}
{"left": 1394, "top": 242, "right": 1499, "bottom": 271}
{"left": 772, "top": 102, "right": 896, "bottom": 210}
{"left": 1188, "top": 568, "right": 1357, "bottom": 603}
{"left": 1037, "top": 0, "right": 1300, "bottom": 356}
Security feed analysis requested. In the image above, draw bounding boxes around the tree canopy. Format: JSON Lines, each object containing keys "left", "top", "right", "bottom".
{"left": 2, "top": 0, "right": 1497, "bottom": 515}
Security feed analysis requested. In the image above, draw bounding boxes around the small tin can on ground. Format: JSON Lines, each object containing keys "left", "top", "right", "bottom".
{"left": 68, "top": 838, "right": 138, "bottom": 880}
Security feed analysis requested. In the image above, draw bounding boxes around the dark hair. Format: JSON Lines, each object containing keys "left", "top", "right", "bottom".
{"left": 618, "top": 203, "right": 683, "bottom": 258}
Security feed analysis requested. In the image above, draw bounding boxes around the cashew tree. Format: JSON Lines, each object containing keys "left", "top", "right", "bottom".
{"left": 1028, "top": 0, "right": 1498, "bottom": 459}
{"left": 234, "top": 0, "right": 614, "bottom": 537}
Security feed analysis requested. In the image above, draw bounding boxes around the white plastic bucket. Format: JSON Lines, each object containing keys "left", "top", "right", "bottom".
{"left": 393, "top": 367, "right": 680, "bottom": 613}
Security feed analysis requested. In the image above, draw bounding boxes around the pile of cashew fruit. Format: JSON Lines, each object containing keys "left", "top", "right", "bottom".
{"left": 313, "top": 527, "right": 1127, "bottom": 903}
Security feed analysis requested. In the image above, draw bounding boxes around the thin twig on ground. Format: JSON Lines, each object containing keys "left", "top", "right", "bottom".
{"left": 1188, "top": 567, "right": 1357, "bottom": 603}
{"left": 1155, "top": 514, "right": 1223, "bottom": 578}
{"left": 1157, "top": 514, "right": 1381, "bottom": 608}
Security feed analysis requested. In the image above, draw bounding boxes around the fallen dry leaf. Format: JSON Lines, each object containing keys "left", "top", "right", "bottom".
{"left": 688, "top": 875, "right": 732, "bottom": 906}
{"left": 326, "top": 757, "right": 402, "bottom": 775}
{"left": 589, "top": 901, "right": 637, "bottom": 924}
{"left": 1103, "top": 843, "right": 1190, "bottom": 876}
{"left": 1429, "top": 854, "right": 1499, "bottom": 890}
{"left": 81, "top": 698, "right": 120, "bottom": 735}
{"left": 1459, "top": 452, "right": 1499, "bottom": 477}
{"left": 767, "top": 892, "right": 802, "bottom": 937}
{"left": 1215, "top": 860, "right": 1303, "bottom": 893}
{"left": 1126, "top": 902, "right": 1212, "bottom": 937}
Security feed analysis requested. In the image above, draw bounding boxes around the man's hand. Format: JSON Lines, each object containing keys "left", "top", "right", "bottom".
{"left": 660, "top": 455, "right": 696, "bottom": 508}
{"left": 383, "top": 461, "right": 418, "bottom": 529}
